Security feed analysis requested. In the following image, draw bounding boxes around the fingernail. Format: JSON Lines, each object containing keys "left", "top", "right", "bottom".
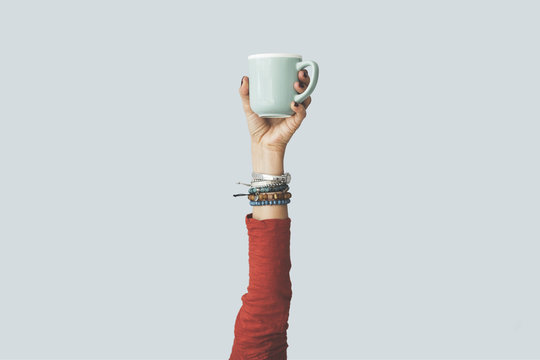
{"left": 303, "top": 70, "right": 308, "bottom": 77}
{"left": 240, "top": 77, "right": 244, "bottom": 86}
{"left": 294, "top": 102, "right": 299, "bottom": 107}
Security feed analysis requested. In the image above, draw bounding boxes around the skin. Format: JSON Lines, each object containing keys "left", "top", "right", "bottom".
{"left": 239, "top": 69, "right": 312, "bottom": 220}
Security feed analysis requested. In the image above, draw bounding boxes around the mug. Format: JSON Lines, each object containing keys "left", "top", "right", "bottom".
{"left": 248, "top": 53, "right": 319, "bottom": 118}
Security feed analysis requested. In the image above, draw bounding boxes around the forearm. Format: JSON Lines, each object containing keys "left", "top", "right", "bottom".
{"left": 251, "top": 144, "right": 289, "bottom": 221}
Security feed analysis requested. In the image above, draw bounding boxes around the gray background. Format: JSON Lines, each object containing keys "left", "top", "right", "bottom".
{"left": 0, "top": 0, "right": 539, "bottom": 359}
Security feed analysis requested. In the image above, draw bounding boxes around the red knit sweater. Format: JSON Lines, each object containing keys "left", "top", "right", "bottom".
{"left": 229, "top": 213, "right": 292, "bottom": 359}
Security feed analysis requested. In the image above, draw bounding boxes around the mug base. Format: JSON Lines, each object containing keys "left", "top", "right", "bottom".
{"left": 258, "top": 113, "right": 292, "bottom": 118}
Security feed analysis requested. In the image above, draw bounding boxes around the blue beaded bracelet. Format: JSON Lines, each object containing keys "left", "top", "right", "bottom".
{"left": 249, "top": 198, "right": 291, "bottom": 206}
{"left": 248, "top": 184, "right": 289, "bottom": 194}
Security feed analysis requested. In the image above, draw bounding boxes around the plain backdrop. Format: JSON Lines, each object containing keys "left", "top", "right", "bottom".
{"left": 1, "top": 1, "right": 539, "bottom": 359}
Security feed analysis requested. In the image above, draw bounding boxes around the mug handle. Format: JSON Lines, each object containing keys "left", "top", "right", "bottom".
{"left": 294, "top": 60, "right": 319, "bottom": 104}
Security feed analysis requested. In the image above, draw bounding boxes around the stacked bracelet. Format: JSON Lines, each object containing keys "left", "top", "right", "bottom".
{"left": 234, "top": 171, "right": 292, "bottom": 207}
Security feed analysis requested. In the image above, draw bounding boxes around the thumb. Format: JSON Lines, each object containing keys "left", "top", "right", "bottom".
{"left": 239, "top": 76, "right": 255, "bottom": 118}
{"left": 284, "top": 101, "right": 307, "bottom": 133}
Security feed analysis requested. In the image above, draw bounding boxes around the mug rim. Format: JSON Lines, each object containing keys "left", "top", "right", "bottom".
{"left": 248, "top": 53, "right": 302, "bottom": 59}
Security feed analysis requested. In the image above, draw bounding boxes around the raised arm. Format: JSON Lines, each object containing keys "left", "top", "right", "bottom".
{"left": 229, "top": 70, "right": 312, "bottom": 359}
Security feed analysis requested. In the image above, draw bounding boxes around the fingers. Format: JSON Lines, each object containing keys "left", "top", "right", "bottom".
{"left": 291, "top": 90, "right": 312, "bottom": 109}
{"left": 285, "top": 101, "right": 307, "bottom": 134}
{"left": 293, "top": 80, "right": 306, "bottom": 93}
{"left": 300, "top": 69, "right": 311, "bottom": 86}
{"left": 293, "top": 70, "right": 312, "bottom": 109}
{"left": 294, "top": 70, "right": 311, "bottom": 91}
{"left": 239, "top": 76, "right": 255, "bottom": 118}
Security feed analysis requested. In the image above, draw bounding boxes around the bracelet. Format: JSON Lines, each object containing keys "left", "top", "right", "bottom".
{"left": 233, "top": 185, "right": 289, "bottom": 198}
{"left": 250, "top": 198, "right": 291, "bottom": 206}
{"left": 251, "top": 171, "right": 291, "bottom": 184}
{"left": 248, "top": 191, "right": 292, "bottom": 201}
{"left": 250, "top": 179, "right": 288, "bottom": 188}
{"left": 249, "top": 184, "right": 289, "bottom": 194}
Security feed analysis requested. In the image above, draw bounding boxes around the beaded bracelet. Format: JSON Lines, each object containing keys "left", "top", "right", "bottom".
{"left": 248, "top": 184, "right": 289, "bottom": 194}
{"left": 248, "top": 191, "right": 292, "bottom": 201}
{"left": 250, "top": 198, "right": 291, "bottom": 206}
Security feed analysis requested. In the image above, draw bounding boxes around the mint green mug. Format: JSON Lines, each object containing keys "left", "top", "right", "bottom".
{"left": 248, "top": 53, "right": 319, "bottom": 118}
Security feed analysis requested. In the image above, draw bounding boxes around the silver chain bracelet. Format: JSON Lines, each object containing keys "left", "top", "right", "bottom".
{"left": 251, "top": 171, "right": 291, "bottom": 184}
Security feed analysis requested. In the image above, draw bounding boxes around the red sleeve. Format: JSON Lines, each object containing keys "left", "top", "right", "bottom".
{"left": 229, "top": 212, "right": 292, "bottom": 360}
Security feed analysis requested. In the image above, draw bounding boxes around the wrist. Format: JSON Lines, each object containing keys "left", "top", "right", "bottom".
{"left": 251, "top": 144, "right": 285, "bottom": 175}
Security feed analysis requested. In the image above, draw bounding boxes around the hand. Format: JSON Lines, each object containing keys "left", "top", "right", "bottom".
{"left": 239, "top": 70, "right": 313, "bottom": 154}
